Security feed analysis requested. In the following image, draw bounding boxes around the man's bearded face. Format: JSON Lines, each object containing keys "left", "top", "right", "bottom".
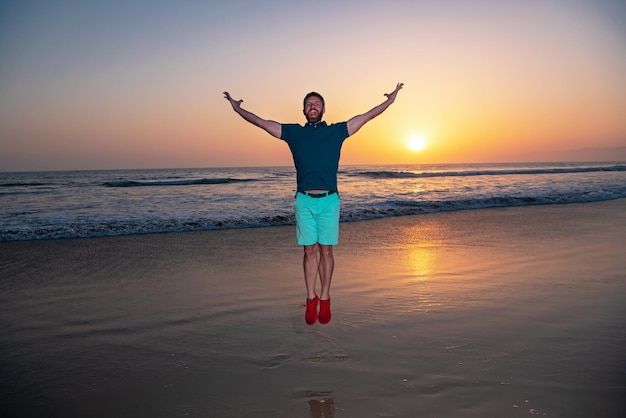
{"left": 304, "top": 97, "right": 324, "bottom": 123}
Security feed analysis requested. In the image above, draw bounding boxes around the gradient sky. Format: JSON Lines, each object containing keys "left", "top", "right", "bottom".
{"left": 1, "top": 0, "right": 625, "bottom": 171}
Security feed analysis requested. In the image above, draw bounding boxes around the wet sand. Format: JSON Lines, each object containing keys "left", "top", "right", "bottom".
{"left": 1, "top": 200, "right": 625, "bottom": 417}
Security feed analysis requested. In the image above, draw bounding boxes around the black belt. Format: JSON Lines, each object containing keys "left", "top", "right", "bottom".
{"left": 298, "top": 190, "right": 337, "bottom": 198}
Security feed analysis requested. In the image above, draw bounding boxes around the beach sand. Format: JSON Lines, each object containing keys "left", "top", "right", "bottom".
{"left": 1, "top": 200, "right": 625, "bottom": 417}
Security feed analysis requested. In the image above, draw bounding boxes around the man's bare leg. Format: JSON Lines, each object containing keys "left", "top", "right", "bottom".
{"left": 303, "top": 244, "right": 320, "bottom": 299}
{"left": 318, "top": 244, "right": 334, "bottom": 300}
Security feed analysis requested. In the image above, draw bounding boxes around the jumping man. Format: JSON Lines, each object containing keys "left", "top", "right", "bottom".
{"left": 223, "top": 83, "right": 403, "bottom": 324}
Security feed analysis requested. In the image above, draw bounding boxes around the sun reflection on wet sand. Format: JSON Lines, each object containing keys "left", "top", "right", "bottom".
{"left": 403, "top": 245, "right": 439, "bottom": 313}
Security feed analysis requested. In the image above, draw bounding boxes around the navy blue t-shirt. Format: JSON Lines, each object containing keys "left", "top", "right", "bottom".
{"left": 281, "top": 121, "right": 349, "bottom": 192}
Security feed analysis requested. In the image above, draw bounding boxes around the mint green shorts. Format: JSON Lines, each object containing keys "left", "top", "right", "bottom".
{"left": 294, "top": 192, "right": 340, "bottom": 246}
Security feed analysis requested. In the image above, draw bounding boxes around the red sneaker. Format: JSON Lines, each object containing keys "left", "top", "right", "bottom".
{"left": 305, "top": 296, "right": 319, "bottom": 325}
{"left": 319, "top": 298, "right": 331, "bottom": 324}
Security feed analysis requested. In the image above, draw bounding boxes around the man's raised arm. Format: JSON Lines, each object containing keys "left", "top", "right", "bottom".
{"left": 223, "top": 92, "right": 282, "bottom": 138}
{"left": 346, "top": 83, "right": 404, "bottom": 136}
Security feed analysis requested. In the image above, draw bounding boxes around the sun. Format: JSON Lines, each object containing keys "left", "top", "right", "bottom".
{"left": 406, "top": 133, "right": 428, "bottom": 152}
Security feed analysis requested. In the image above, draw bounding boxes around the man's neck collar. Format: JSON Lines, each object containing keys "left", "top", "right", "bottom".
{"left": 305, "top": 120, "right": 327, "bottom": 127}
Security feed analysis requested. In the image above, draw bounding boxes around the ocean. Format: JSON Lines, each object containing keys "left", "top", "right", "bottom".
{"left": 1, "top": 161, "right": 625, "bottom": 241}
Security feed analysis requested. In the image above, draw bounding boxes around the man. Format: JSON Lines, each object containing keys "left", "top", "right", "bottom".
{"left": 223, "top": 83, "right": 403, "bottom": 325}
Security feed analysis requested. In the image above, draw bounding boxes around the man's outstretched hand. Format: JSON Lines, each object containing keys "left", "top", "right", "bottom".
{"left": 223, "top": 91, "right": 243, "bottom": 108}
{"left": 384, "top": 83, "right": 404, "bottom": 102}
